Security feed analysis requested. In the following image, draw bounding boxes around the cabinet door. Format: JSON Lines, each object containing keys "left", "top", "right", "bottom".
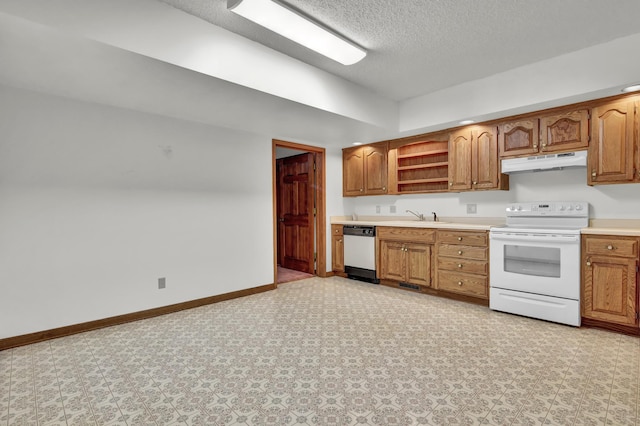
{"left": 589, "top": 100, "right": 636, "bottom": 184}
{"left": 472, "top": 125, "right": 499, "bottom": 190}
{"left": 540, "top": 109, "right": 589, "bottom": 153}
{"left": 448, "top": 129, "right": 472, "bottom": 191}
{"left": 331, "top": 235, "right": 344, "bottom": 273}
{"left": 379, "top": 240, "right": 406, "bottom": 281}
{"left": 583, "top": 255, "right": 638, "bottom": 326}
{"left": 498, "top": 119, "right": 539, "bottom": 157}
{"left": 363, "top": 144, "right": 388, "bottom": 195}
{"left": 405, "top": 243, "right": 431, "bottom": 286}
{"left": 343, "top": 147, "right": 364, "bottom": 196}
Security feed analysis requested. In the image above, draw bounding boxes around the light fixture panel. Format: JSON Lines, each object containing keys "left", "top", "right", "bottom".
{"left": 228, "top": 0, "right": 366, "bottom": 65}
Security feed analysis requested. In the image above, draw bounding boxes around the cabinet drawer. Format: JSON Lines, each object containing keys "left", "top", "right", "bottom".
{"left": 437, "top": 257, "right": 487, "bottom": 275}
{"left": 377, "top": 227, "right": 436, "bottom": 243}
{"left": 437, "top": 230, "right": 487, "bottom": 246}
{"left": 331, "top": 224, "right": 343, "bottom": 236}
{"left": 438, "top": 244, "right": 487, "bottom": 260}
{"left": 437, "top": 271, "right": 488, "bottom": 298}
{"left": 584, "top": 237, "right": 638, "bottom": 257}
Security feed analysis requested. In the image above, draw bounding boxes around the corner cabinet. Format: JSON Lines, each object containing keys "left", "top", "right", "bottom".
{"left": 377, "top": 227, "right": 435, "bottom": 290}
{"left": 331, "top": 225, "right": 345, "bottom": 274}
{"left": 449, "top": 125, "right": 508, "bottom": 191}
{"left": 588, "top": 100, "right": 639, "bottom": 185}
{"left": 582, "top": 234, "right": 639, "bottom": 332}
{"left": 498, "top": 109, "right": 590, "bottom": 158}
{"left": 343, "top": 142, "right": 388, "bottom": 196}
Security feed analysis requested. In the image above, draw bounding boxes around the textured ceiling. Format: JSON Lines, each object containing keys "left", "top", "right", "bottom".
{"left": 157, "top": 0, "right": 640, "bottom": 101}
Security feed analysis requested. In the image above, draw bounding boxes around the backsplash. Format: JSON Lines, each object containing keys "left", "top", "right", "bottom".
{"left": 343, "top": 168, "right": 640, "bottom": 219}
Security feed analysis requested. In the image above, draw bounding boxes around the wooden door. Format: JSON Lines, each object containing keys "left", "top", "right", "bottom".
{"left": 379, "top": 240, "right": 406, "bottom": 281}
{"left": 583, "top": 255, "right": 638, "bottom": 326}
{"left": 472, "top": 125, "right": 499, "bottom": 190}
{"left": 540, "top": 109, "right": 589, "bottom": 153}
{"left": 448, "top": 129, "right": 472, "bottom": 191}
{"left": 405, "top": 243, "right": 431, "bottom": 286}
{"left": 363, "top": 143, "right": 388, "bottom": 195}
{"left": 278, "top": 153, "right": 315, "bottom": 273}
{"left": 498, "top": 119, "right": 539, "bottom": 157}
{"left": 343, "top": 146, "right": 364, "bottom": 196}
{"left": 589, "top": 100, "right": 636, "bottom": 184}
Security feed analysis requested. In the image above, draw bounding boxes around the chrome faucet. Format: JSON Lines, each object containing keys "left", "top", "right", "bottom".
{"left": 432, "top": 211, "right": 438, "bottom": 222}
{"left": 406, "top": 209, "right": 425, "bottom": 221}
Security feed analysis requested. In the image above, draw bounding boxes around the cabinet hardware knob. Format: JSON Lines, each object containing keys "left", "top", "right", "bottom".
{"left": 449, "top": 182, "right": 453, "bottom": 186}
{"left": 591, "top": 171, "right": 597, "bottom": 177}
{"left": 586, "top": 261, "right": 591, "bottom": 266}
{"left": 457, "top": 237, "right": 463, "bottom": 241}
{"left": 360, "top": 188, "right": 363, "bottom": 192}
{"left": 607, "top": 245, "right": 613, "bottom": 250}
{"left": 457, "top": 264, "right": 463, "bottom": 268}
{"left": 458, "top": 281, "right": 463, "bottom": 286}
{"left": 472, "top": 181, "right": 477, "bottom": 185}
{"left": 338, "top": 239, "right": 342, "bottom": 243}
{"left": 541, "top": 143, "right": 547, "bottom": 147}
{"left": 458, "top": 250, "right": 463, "bottom": 255}
{"left": 533, "top": 144, "right": 538, "bottom": 149}
{"left": 382, "top": 187, "right": 386, "bottom": 190}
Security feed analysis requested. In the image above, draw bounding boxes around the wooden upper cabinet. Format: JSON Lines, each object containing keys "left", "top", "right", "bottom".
{"left": 498, "top": 119, "right": 539, "bottom": 157}
{"left": 472, "top": 126, "right": 499, "bottom": 190}
{"left": 540, "top": 109, "right": 590, "bottom": 153}
{"left": 342, "top": 142, "right": 388, "bottom": 196}
{"left": 450, "top": 125, "right": 506, "bottom": 191}
{"left": 499, "top": 109, "right": 590, "bottom": 158}
{"left": 589, "top": 100, "right": 637, "bottom": 185}
{"left": 448, "top": 129, "right": 473, "bottom": 191}
{"left": 363, "top": 143, "right": 388, "bottom": 195}
{"left": 343, "top": 146, "right": 364, "bottom": 196}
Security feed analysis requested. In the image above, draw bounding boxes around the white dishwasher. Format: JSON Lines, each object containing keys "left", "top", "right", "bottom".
{"left": 343, "top": 225, "right": 379, "bottom": 283}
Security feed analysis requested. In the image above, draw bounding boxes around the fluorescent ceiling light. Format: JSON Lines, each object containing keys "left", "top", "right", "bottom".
{"left": 228, "top": 0, "right": 366, "bottom": 65}
{"left": 622, "top": 84, "right": 640, "bottom": 93}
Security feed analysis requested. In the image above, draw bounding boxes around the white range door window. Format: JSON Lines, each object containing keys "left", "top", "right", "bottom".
{"left": 490, "top": 232, "right": 580, "bottom": 300}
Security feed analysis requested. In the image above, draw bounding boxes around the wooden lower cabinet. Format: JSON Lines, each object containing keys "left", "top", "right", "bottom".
{"left": 377, "top": 227, "right": 435, "bottom": 289}
{"left": 582, "top": 235, "right": 639, "bottom": 330}
{"left": 435, "top": 230, "right": 489, "bottom": 300}
{"left": 331, "top": 224, "right": 344, "bottom": 274}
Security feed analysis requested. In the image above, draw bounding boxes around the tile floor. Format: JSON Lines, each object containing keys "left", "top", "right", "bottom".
{"left": 1, "top": 276, "right": 639, "bottom": 425}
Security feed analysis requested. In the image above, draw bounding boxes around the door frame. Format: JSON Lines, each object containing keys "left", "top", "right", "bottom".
{"left": 272, "top": 139, "right": 327, "bottom": 286}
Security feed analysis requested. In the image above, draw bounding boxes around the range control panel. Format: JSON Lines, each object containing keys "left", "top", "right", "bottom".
{"left": 506, "top": 201, "right": 589, "bottom": 217}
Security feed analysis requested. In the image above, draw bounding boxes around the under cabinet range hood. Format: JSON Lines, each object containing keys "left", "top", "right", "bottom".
{"left": 501, "top": 150, "right": 587, "bottom": 174}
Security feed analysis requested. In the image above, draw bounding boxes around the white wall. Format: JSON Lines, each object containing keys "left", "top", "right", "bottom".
{"left": 343, "top": 168, "right": 640, "bottom": 220}
{"left": 0, "top": 85, "right": 275, "bottom": 339}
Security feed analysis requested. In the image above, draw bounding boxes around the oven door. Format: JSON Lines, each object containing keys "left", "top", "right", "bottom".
{"left": 489, "top": 231, "right": 581, "bottom": 300}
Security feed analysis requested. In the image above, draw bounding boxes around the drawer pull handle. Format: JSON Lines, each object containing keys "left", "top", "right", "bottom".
{"left": 457, "top": 250, "right": 463, "bottom": 255}
{"left": 457, "top": 264, "right": 463, "bottom": 268}
{"left": 457, "top": 237, "right": 463, "bottom": 241}
{"left": 458, "top": 281, "right": 463, "bottom": 286}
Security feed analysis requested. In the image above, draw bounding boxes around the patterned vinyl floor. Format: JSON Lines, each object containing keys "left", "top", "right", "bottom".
{"left": 1, "top": 276, "right": 639, "bottom": 425}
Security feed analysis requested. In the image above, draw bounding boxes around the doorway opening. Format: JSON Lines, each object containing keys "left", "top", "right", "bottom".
{"left": 273, "top": 140, "right": 326, "bottom": 285}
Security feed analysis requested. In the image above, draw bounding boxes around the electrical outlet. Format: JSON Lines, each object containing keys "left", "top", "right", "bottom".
{"left": 466, "top": 204, "right": 477, "bottom": 214}
{"left": 376, "top": 205, "right": 381, "bottom": 213}
{"left": 158, "top": 277, "right": 166, "bottom": 289}
{"left": 389, "top": 205, "right": 396, "bottom": 213}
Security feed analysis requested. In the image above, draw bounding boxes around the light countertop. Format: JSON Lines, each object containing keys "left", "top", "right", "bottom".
{"left": 331, "top": 216, "right": 640, "bottom": 235}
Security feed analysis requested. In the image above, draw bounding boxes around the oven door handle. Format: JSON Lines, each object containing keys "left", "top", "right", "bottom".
{"left": 490, "top": 233, "right": 579, "bottom": 243}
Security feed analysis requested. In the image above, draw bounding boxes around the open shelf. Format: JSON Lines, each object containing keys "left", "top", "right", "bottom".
{"left": 394, "top": 139, "right": 449, "bottom": 194}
